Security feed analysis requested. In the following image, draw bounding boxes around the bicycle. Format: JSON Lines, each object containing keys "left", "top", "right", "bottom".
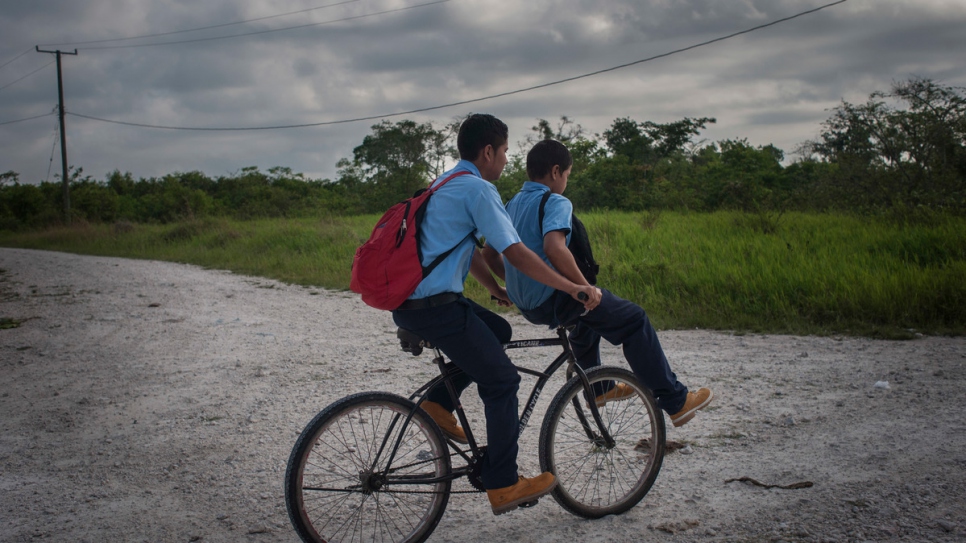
{"left": 285, "top": 324, "right": 667, "bottom": 543}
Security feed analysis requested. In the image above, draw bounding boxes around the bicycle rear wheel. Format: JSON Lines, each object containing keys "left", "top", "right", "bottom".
{"left": 539, "top": 366, "right": 665, "bottom": 518}
{"left": 285, "top": 392, "right": 451, "bottom": 543}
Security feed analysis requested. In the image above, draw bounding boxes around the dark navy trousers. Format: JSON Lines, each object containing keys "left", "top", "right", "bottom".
{"left": 520, "top": 288, "right": 689, "bottom": 414}
{"left": 392, "top": 296, "right": 519, "bottom": 489}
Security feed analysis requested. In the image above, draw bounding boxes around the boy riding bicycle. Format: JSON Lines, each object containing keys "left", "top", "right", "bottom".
{"left": 391, "top": 115, "right": 600, "bottom": 515}
{"left": 496, "top": 139, "right": 714, "bottom": 428}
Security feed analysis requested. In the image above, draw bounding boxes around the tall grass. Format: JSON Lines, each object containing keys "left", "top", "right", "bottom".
{"left": 2, "top": 212, "right": 964, "bottom": 338}
{"left": 590, "top": 211, "right": 966, "bottom": 337}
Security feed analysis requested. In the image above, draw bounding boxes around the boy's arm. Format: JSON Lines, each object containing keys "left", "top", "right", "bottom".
{"left": 481, "top": 244, "right": 506, "bottom": 281}
{"left": 502, "top": 242, "right": 600, "bottom": 310}
{"left": 543, "top": 231, "right": 590, "bottom": 286}
{"left": 470, "top": 248, "right": 511, "bottom": 306}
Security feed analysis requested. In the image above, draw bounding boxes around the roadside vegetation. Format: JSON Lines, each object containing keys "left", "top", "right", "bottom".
{"left": 3, "top": 211, "right": 963, "bottom": 338}
{"left": 2, "top": 78, "right": 964, "bottom": 337}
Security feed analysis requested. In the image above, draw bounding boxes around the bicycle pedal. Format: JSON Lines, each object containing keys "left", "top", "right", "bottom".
{"left": 517, "top": 499, "right": 539, "bottom": 508}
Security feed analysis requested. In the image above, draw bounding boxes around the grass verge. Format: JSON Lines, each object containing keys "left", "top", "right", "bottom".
{"left": 1, "top": 212, "right": 963, "bottom": 338}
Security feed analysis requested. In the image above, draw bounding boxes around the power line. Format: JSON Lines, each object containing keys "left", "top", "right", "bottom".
{"left": 0, "top": 47, "right": 34, "bottom": 71}
{"left": 60, "top": 0, "right": 450, "bottom": 50}
{"left": 0, "top": 60, "right": 55, "bottom": 91}
{"left": 46, "top": 118, "right": 60, "bottom": 183}
{"left": 65, "top": 0, "right": 848, "bottom": 132}
{"left": 39, "top": 0, "right": 360, "bottom": 47}
{"left": 0, "top": 111, "right": 56, "bottom": 127}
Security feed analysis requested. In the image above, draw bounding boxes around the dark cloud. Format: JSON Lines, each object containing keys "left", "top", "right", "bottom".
{"left": 2, "top": 0, "right": 965, "bottom": 184}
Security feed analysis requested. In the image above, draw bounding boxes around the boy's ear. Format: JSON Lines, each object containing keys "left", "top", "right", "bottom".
{"left": 481, "top": 144, "right": 494, "bottom": 163}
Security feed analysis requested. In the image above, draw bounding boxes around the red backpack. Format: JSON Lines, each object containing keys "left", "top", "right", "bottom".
{"left": 350, "top": 170, "right": 471, "bottom": 310}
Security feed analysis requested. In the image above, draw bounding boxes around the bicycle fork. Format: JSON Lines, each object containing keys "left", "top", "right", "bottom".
{"left": 569, "top": 363, "right": 617, "bottom": 449}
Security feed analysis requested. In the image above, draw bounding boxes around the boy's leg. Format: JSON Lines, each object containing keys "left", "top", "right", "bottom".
{"left": 425, "top": 299, "right": 511, "bottom": 411}
{"left": 562, "top": 289, "right": 689, "bottom": 414}
{"left": 522, "top": 293, "right": 612, "bottom": 397}
{"left": 568, "top": 321, "right": 602, "bottom": 371}
{"left": 393, "top": 298, "right": 521, "bottom": 489}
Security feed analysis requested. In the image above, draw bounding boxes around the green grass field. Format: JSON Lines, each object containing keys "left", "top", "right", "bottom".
{"left": 2, "top": 211, "right": 964, "bottom": 338}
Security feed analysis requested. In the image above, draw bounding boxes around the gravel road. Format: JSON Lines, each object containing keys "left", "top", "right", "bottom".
{"left": 1, "top": 247, "right": 964, "bottom": 542}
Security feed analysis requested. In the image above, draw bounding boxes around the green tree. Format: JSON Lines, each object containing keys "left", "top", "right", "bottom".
{"left": 807, "top": 77, "right": 966, "bottom": 212}
{"left": 0, "top": 170, "right": 19, "bottom": 186}
{"left": 339, "top": 120, "right": 454, "bottom": 212}
{"left": 602, "top": 116, "right": 716, "bottom": 165}
{"left": 71, "top": 178, "right": 120, "bottom": 223}
{"left": 568, "top": 155, "right": 646, "bottom": 211}
{"left": 563, "top": 116, "right": 714, "bottom": 211}
{"left": 696, "top": 139, "right": 787, "bottom": 211}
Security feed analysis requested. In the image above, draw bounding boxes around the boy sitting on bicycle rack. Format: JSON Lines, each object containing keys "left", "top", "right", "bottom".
{"left": 392, "top": 114, "right": 601, "bottom": 515}
{"left": 491, "top": 138, "right": 714, "bottom": 428}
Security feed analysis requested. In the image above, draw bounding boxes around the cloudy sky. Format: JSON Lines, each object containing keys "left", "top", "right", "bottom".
{"left": 2, "top": 0, "right": 964, "bottom": 184}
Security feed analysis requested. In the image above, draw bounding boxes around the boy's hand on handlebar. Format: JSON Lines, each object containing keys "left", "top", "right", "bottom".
{"left": 573, "top": 286, "right": 601, "bottom": 311}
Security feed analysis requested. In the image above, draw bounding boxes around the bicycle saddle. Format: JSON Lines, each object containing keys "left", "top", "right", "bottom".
{"left": 396, "top": 328, "right": 432, "bottom": 356}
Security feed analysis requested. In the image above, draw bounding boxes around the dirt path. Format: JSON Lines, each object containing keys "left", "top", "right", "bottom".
{"left": 1, "top": 247, "right": 964, "bottom": 542}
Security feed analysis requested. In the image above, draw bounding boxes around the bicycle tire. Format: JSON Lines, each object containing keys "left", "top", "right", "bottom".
{"left": 285, "top": 392, "right": 451, "bottom": 543}
{"left": 539, "top": 366, "right": 665, "bottom": 518}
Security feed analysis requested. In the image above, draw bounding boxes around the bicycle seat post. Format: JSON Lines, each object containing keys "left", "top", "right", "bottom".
{"left": 431, "top": 348, "right": 480, "bottom": 448}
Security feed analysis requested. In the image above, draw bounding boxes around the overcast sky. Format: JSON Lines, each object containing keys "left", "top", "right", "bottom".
{"left": 2, "top": 0, "right": 965, "bottom": 185}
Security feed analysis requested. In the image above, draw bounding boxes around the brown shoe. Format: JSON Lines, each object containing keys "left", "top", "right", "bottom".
{"left": 486, "top": 473, "right": 557, "bottom": 515}
{"left": 594, "top": 382, "right": 636, "bottom": 407}
{"left": 669, "top": 387, "right": 714, "bottom": 427}
{"left": 420, "top": 401, "right": 468, "bottom": 444}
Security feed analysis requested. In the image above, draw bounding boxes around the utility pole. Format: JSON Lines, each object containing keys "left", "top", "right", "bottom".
{"left": 36, "top": 46, "right": 78, "bottom": 225}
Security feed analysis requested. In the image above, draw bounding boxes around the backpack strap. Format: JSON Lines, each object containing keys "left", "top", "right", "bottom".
{"left": 536, "top": 190, "right": 553, "bottom": 236}
{"left": 428, "top": 170, "right": 471, "bottom": 192}
{"left": 536, "top": 190, "right": 599, "bottom": 284}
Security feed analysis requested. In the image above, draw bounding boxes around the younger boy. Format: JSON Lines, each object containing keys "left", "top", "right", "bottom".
{"left": 496, "top": 139, "right": 713, "bottom": 427}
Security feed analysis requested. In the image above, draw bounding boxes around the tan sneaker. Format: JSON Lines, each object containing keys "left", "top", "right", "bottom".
{"left": 486, "top": 473, "right": 557, "bottom": 515}
{"left": 594, "top": 382, "right": 636, "bottom": 407}
{"left": 669, "top": 387, "right": 714, "bottom": 427}
{"left": 420, "top": 401, "right": 468, "bottom": 444}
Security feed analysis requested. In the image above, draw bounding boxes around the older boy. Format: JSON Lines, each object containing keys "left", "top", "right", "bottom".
{"left": 496, "top": 139, "right": 713, "bottom": 427}
{"left": 392, "top": 116, "right": 601, "bottom": 515}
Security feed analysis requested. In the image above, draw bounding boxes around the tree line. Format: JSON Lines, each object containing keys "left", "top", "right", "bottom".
{"left": 2, "top": 77, "right": 963, "bottom": 230}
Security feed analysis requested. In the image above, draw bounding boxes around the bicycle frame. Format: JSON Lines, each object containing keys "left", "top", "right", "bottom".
{"left": 374, "top": 326, "right": 616, "bottom": 488}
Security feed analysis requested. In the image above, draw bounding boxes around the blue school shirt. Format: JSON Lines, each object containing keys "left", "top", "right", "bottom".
{"left": 504, "top": 181, "right": 573, "bottom": 310}
{"left": 411, "top": 161, "right": 521, "bottom": 299}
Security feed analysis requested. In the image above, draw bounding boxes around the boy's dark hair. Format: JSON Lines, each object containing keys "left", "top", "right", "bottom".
{"left": 457, "top": 114, "right": 509, "bottom": 160}
{"left": 526, "top": 139, "right": 573, "bottom": 180}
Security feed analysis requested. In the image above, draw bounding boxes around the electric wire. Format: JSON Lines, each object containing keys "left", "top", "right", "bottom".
{"left": 0, "top": 112, "right": 56, "bottom": 127}
{"left": 65, "top": 0, "right": 849, "bottom": 131}
{"left": 0, "top": 60, "right": 55, "bottom": 91}
{"left": 39, "top": 0, "right": 359, "bottom": 47}
{"left": 62, "top": 0, "right": 449, "bottom": 50}
{"left": 0, "top": 47, "right": 34, "bottom": 71}
{"left": 46, "top": 119, "right": 60, "bottom": 183}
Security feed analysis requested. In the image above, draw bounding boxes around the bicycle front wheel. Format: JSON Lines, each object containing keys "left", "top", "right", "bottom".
{"left": 539, "top": 366, "right": 665, "bottom": 518}
{"left": 285, "top": 392, "right": 451, "bottom": 543}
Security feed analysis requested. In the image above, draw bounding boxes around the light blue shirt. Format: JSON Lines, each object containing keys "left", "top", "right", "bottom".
{"left": 504, "top": 181, "right": 573, "bottom": 310}
{"left": 411, "top": 161, "right": 521, "bottom": 299}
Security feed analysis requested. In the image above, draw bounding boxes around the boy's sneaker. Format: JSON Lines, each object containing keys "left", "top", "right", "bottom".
{"left": 420, "top": 401, "right": 468, "bottom": 444}
{"left": 594, "top": 383, "right": 636, "bottom": 407}
{"left": 669, "top": 388, "right": 714, "bottom": 427}
{"left": 486, "top": 473, "right": 557, "bottom": 515}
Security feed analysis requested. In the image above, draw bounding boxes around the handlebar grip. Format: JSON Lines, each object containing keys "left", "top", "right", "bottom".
{"left": 577, "top": 291, "right": 588, "bottom": 301}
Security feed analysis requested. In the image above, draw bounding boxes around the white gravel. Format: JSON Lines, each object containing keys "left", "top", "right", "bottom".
{"left": 1, "top": 247, "right": 964, "bottom": 543}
